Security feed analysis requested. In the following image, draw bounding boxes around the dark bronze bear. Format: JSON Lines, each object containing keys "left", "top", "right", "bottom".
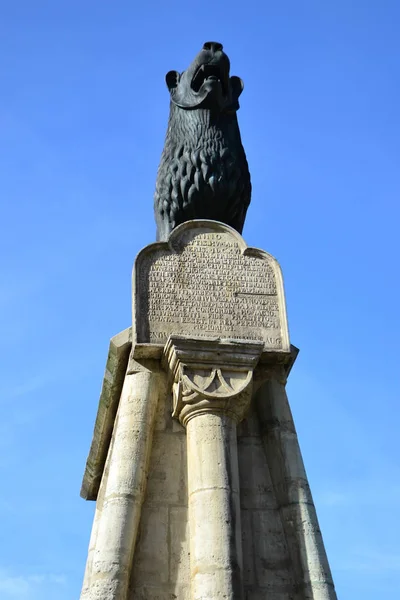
{"left": 154, "top": 42, "right": 251, "bottom": 241}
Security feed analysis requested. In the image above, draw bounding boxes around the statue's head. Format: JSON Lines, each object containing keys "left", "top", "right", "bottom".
{"left": 166, "top": 41, "right": 244, "bottom": 113}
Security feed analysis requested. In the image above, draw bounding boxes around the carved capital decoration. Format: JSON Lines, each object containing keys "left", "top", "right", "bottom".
{"left": 162, "top": 335, "right": 264, "bottom": 426}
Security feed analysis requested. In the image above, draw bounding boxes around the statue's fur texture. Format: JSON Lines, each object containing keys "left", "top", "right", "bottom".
{"left": 154, "top": 42, "right": 251, "bottom": 241}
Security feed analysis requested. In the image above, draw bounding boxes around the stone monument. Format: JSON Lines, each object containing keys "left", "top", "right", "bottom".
{"left": 79, "top": 43, "right": 337, "bottom": 600}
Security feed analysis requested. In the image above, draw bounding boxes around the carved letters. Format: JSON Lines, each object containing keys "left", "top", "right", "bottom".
{"left": 133, "top": 222, "right": 290, "bottom": 353}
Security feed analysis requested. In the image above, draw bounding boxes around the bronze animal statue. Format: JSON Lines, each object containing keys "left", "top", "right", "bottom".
{"left": 154, "top": 41, "right": 251, "bottom": 241}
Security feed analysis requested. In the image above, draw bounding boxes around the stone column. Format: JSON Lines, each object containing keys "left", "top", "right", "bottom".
{"left": 163, "top": 335, "right": 263, "bottom": 600}
{"left": 80, "top": 358, "right": 161, "bottom": 600}
{"left": 80, "top": 483, "right": 103, "bottom": 598}
{"left": 254, "top": 367, "right": 337, "bottom": 600}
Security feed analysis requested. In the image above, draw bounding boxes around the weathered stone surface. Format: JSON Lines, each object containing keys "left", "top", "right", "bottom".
{"left": 130, "top": 507, "right": 169, "bottom": 585}
{"left": 81, "top": 364, "right": 161, "bottom": 600}
{"left": 169, "top": 508, "right": 190, "bottom": 585}
{"left": 81, "top": 221, "right": 338, "bottom": 600}
{"left": 238, "top": 437, "right": 277, "bottom": 510}
{"left": 254, "top": 377, "right": 337, "bottom": 599}
{"left": 133, "top": 221, "right": 290, "bottom": 356}
{"left": 81, "top": 328, "right": 131, "bottom": 501}
{"left": 128, "top": 428, "right": 190, "bottom": 599}
{"left": 237, "top": 403, "right": 261, "bottom": 438}
{"left": 163, "top": 334, "right": 263, "bottom": 426}
{"left": 252, "top": 509, "right": 294, "bottom": 589}
{"left": 241, "top": 510, "right": 255, "bottom": 586}
{"left": 145, "top": 433, "right": 184, "bottom": 505}
{"left": 132, "top": 585, "right": 190, "bottom": 600}
{"left": 246, "top": 590, "right": 296, "bottom": 600}
{"left": 162, "top": 335, "right": 265, "bottom": 600}
{"left": 81, "top": 338, "right": 337, "bottom": 600}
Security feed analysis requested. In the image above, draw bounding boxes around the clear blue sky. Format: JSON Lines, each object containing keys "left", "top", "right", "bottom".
{"left": 1, "top": 2, "right": 399, "bottom": 598}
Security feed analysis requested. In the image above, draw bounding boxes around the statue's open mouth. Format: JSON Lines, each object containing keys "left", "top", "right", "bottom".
{"left": 191, "top": 64, "right": 227, "bottom": 96}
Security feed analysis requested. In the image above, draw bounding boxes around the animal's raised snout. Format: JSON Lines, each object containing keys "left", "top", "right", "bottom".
{"left": 203, "top": 41, "right": 223, "bottom": 53}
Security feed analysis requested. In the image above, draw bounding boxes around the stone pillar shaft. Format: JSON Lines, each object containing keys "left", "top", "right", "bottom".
{"left": 163, "top": 336, "right": 264, "bottom": 600}
{"left": 187, "top": 413, "right": 243, "bottom": 600}
{"left": 80, "top": 488, "right": 103, "bottom": 598}
{"left": 81, "top": 365, "right": 160, "bottom": 600}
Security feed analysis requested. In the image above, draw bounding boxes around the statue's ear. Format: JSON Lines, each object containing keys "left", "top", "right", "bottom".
{"left": 230, "top": 76, "right": 244, "bottom": 99}
{"left": 166, "top": 70, "right": 180, "bottom": 91}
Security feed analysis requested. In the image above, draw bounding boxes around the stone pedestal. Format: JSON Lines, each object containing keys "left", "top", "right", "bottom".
{"left": 80, "top": 221, "right": 337, "bottom": 600}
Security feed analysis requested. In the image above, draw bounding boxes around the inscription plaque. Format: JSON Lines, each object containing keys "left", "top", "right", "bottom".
{"left": 133, "top": 221, "right": 290, "bottom": 353}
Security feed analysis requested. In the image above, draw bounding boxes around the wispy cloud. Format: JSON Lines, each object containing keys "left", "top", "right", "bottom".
{"left": 0, "top": 571, "right": 66, "bottom": 598}
{"left": 335, "top": 549, "right": 400, "bottom": 573}
{"left": 3, "top": 374, "right": 55, "bottom": 401}
{"left": 317, "top": 490, "right": 349, "bottom": 507}
{"left": 316, "top": 481, "right": 400, "bottom": 509}
{"left": 0, "top": 349, "right": 98, "bottom": 404}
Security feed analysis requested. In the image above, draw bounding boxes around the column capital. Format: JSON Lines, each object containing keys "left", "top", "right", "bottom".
{"left": 162, "top": 335, "right": 264, "bottom": 426}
